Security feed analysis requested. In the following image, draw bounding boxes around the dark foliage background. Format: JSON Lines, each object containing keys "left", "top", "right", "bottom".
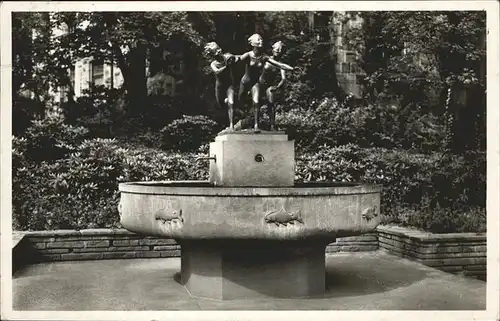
{"left": 12, "top": 11, "right": 486, "bottom": 233}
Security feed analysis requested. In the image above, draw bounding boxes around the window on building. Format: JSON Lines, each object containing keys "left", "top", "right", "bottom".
{"left": 313, "top": 12, "right": 331, "bottom": 28}
{"left": 69, "top": 67, "right": 75, "bottom": 90}
{"left": 91, "top": 62, "right": 104, "bottom": 86}
{"left": 167, "top": 54, "right": 185, "bottom": 76}
{"left": 341, "top": 63, "right": 350, "bottom": 73}
{"left": 312, "top": 12, "right": 333, "bottom": 44}
{"left": 402, "top": 42, "right": 414, "bottom": 55}
{"left": 340, "top": 20, "right": 354, "bottom": 50}
{"left": 345, "top": 52, "right": 357, "bottom": 63}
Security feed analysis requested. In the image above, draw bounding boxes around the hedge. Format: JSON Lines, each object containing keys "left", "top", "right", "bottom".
{"left": 12, "top": 118, "right": 486, "bottom": 233}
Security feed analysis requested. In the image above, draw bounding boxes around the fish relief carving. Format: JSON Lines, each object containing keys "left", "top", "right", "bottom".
{"left": 264, "top": 207, "right": 303, "bottom": 227}
{"left": 155, "top": 208, "right": 184, "bottom": 225}
{"left": 361, "top": 206, "right": 378, "bottom": 222}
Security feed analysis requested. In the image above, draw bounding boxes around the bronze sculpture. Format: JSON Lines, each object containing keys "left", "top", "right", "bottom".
{"left": 259, "top": 41, "right": 287, "bottom": 131}
{"left": 236, "top": 34, "right": 294, "bottom": 132}
{"left": 204, "top": 42, "right": 238, "bottom": 130}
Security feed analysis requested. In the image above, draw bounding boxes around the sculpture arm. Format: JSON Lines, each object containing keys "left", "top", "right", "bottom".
{"left": 210, "top": 61, "right": 226, "bottom": 75}
{"left": 276, "top": 69, "right": 287, "bottom": 89}
{"left": 267, "top": 57, "right": 294, "bottom": 71}
{"left": 235, "top": 52, "right": 251, "bottom": 63}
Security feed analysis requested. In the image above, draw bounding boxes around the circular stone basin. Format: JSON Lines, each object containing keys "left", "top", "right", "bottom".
{"left": 118, "top": 180, "right": 382, "bottom": 300}
{"left": 118, "top": 180, "right": 382, "bottom": 241}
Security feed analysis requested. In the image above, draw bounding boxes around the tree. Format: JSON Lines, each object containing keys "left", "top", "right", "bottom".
{"left": 47, "top": 12, "right": 213, "bottom": 116}
{"left": 345, "top": 11, "right": 486, "bottom": 152}
{"left": 259, "top": 12, "right": 346, "bottom": 109}
{"left": 12, "top": 12, "right": 54, "bottom": 133}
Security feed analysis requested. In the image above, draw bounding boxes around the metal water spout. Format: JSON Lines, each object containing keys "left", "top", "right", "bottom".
{"left": 195, "top": 155, "right": 216, "bottom": 163}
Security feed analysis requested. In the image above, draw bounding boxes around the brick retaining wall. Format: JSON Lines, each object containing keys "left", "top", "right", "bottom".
{"left": 326, "top": 234, "right": 379, "bottom": 253}
{"left": 13, "top": 227, "right": 486, "bottom": 281}
{"left": 14, "top": 229, "right": 378, "bottom": 265}
{"left": 377, "top": 225, "right": 486, "bottom": 280}
{"left": 20, "top": 229, "right": 180, "bottom": 263}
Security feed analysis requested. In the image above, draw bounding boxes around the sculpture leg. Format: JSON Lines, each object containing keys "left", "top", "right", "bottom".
{"left": 227, "top": 86, "right": 235, "bottom": 130}
{"left": 234, "top": 79, "right": 251, "bottom": 130}
{"left": 251, "top": 84, "right": 260, "bottom": 132}
{"left": 253, "top": 102, "right": 260, "bottom": 132}
{"left": 215, "top": 81, "right": 225, "bottom": 110}
{"left": 268, "top": 103, "right": 276, "bottom": 131}
{"left": 266, "top": 87, "right": 276, "bottom": 131}
{"left": 237, "top": 79, "right": 248, "bottom": 106}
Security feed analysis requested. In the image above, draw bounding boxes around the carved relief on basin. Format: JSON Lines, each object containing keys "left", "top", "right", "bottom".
{"left": 118, "top": 181, "right": 382, "bottom": 241}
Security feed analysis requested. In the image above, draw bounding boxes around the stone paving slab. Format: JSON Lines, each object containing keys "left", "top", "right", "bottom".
{"left": 12, "top": 251, "right": 486, "bottom": 310}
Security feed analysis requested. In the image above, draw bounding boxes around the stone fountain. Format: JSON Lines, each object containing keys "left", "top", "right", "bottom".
{"left": 118, "top": 130, "right": 382, "bottom": 300}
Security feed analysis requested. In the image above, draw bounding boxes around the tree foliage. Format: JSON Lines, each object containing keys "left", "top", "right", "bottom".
{"left": 12, "top": 10, "right": 486, "bottom": 151}
{"left": 12, "top": 11, "right": 487, "bottom": 234}
{"left": 48, "top": 12, "right": 212, "bottom": 108}
{"left": 344, "top": 11, "right": 486, "bottom": 152}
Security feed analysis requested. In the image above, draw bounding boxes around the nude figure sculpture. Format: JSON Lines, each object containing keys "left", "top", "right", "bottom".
{"left": 204, "top": 42, "right": 238, "bottom": 130}
{"left": 258, "top": 41, "right": 288, "bottom": 131}
{"left": 236, "top": 34, "right": 295, "bottom": 132}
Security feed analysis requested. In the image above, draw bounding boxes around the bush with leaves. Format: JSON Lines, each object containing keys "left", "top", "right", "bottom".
{"left": 19, "top": 116, "right": 89, "bottom": 163}
{"left": 13, "top": 137, "right": 123, "bottom": 230}
{"left": 118, "top": 145, "right": 208, "bottom": 183}
{"left": 160, "top": 115, "right": 222, "bottom": 152}
{"left": 13, "top": 118, "right": 485, "bottom": 233}
{"left": 12, "top": 118, "right": 210, "bottom": 230}
{"left": 398, "top": 199, "right": 486, "bottom": 234}
{"left": 61, "top": 86, "right": 127, "bottom": 138}
{"left": 295, "top": 144, "right": 486, "bottom": 232}
{"left": 277, "top": 97, "right": 446, "bottom": 153}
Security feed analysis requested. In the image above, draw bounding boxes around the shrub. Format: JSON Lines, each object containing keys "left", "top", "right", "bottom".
{"left": 12, "top": 117, "right": 485, "bottom": 233}
{"left": 276, "top": 107, "right": 319, "bottom": 151}
{"left": 20, "top": 116, "right": 89, "bottom": 162}
{"left": 398, "top": 200, "right": 486, "bottom": 233}
{"left": 296, "top": 144, "right": 486, "bottom": 232}
{"left": 13, "top": 130, "right": 209, "bottom": 230}
{"left": 12, "top": 96, "right": 45, "bottom": 136}
{"left": 62, "top": 86, "right": 125, "bottom": 138}
{"left": 277, "top": 98, "right": 446, "bottom": 153}
{"left": 13, "top": 137, "right": 125, "bottom": 230}
{"left": 160, "top": 115, "right": 222, "bottom": 152}
{"left": 118, "top": 145, "right": 208, "bottom": 182}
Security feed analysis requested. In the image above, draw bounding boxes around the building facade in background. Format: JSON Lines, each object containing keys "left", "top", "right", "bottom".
{"left": 48, "top": 13, "right": 178, "bottom": 104}
{"left": 308, "top": 11, "right": 365, "bottom": 98}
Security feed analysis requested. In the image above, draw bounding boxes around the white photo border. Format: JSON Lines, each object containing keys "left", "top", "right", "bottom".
{"left": 1, "top": 2, "right": 499, "bottom": 321}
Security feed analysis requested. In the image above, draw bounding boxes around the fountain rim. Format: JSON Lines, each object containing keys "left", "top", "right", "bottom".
{"left": 118, "top": 180, "right": 382, "bottom": 196}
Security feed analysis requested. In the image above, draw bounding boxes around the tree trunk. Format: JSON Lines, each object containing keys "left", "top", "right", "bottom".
{"left": 113, "top": 44, "right": 148, "bottom": 117}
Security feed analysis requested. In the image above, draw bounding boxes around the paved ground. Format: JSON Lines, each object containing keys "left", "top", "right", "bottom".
{"left": 12, "top": 251, "right": 486, "bottom": 310}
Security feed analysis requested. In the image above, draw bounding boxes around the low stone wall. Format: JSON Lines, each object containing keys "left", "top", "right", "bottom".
{"left": 14, "top": 229, "right": 377, "bottom": 265}
{"left": 326, "top": 233, "right": 378, "bottom": 253}
{"left": 14, "top": 227, "right": 486, "bottom": 281}
{"left": 16, "top": 229, "right": 180, "bottom": 264}
{"left": 377, "top": 225, "right": 486, "bottom": 280}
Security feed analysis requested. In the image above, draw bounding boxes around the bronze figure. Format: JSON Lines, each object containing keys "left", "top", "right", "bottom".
{"left": 204, "top": 42, "right": 238, "bottom": 130}
{"left": 236, "top": 34, "right": 294, "bottom": 132}
{"left": 259, "top": 41, "right": 287, "bottom": 131}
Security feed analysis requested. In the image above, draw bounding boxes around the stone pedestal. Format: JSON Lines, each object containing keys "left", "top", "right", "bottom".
{"left": 180, "top": 241, "right": 327, "bottom": 300}
{"left": 209, "top": 131, "right": 294, "bottom": 187}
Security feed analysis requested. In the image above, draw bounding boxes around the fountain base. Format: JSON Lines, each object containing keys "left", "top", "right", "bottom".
{"left": 179, "top": 240, "right": 329, "bottom": 300}
{"left": 118, "top": 131, "right": 382, "bottom": 301}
